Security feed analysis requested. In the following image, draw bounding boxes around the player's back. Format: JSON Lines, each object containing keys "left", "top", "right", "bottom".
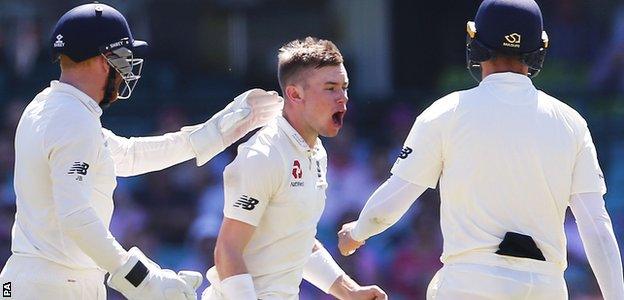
{"left": 422, "top": 73, "right": 602, "bottom": 272}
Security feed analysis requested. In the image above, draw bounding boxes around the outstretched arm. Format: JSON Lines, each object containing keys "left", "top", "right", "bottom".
{"left": 570, "top": 192, "right": 624, "bottom": 300}
{"left": 338, "top": 175, "right": 426, "bottom": 256}
{"left": 103, "top": 128, "right": 195, "bottom": 177}
{"left": 105, "top": 89, "right": 283, "bottom": 177}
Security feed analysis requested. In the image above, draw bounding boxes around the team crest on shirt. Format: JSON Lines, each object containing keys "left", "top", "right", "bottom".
{"left": 290, "top": 160, "right": 304, "bottom": 187}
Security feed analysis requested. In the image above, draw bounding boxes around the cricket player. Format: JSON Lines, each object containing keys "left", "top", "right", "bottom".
{"left": 201, "top": 37, "right": 387, "bottom": 300}
{"left": 0, "top": 3, "right": 283, "bottom": 300}
{"left": 338, "top": 0, "right": 624, "bottom": 299}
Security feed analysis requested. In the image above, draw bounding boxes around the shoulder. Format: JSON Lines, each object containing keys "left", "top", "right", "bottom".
{"left": 44, "top": 97, "right": 101, "bottom": 148}
{"left": 243, "top": 123, "right": 281, "bottom": 155}
{"left": 412, "top": 91, "right": 461, "bottom": 128}
{"left": 227, "top": 122, "right": 285, "bottom": 173}
{"left": 418, "top": 92, "right": 460, "bottom": 122}
{"left": 537, "top": 90, "right": 588, "bottom": 127}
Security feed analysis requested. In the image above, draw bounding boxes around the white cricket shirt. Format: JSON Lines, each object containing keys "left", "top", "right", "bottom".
{"left": 207, "top": 116, "right": 328, "bottom": 298}
{"left": 391, "top": 72, "right": 606, "bottom": 273}
{"left": 11, "top": 81, "right": 198, "bottom": 270}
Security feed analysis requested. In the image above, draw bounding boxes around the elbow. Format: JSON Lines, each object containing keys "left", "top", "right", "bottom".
{"left": 57, "top": 215, "right": 74, "bottom": 234}
{"left": 57, "top": 206, "right": 99, "bottom": 235}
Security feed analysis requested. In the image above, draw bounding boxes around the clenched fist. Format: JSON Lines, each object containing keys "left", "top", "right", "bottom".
{"left": 338, "top": 221, "right": 365, "bottom": 256}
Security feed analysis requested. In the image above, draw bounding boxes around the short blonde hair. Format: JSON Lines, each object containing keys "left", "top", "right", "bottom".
{"left": 277, "top": 37, "right": 343, "bottom": 90}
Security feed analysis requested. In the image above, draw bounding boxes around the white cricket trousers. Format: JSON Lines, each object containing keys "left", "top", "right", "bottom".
{"left": 426, "top": 263, "right": 568, "bottom": 300}
{"left": 201, "top": 286, "right": 297, "bottom": 300}
{"left": 0, "top": 255, "right": 106, "bottom": 299}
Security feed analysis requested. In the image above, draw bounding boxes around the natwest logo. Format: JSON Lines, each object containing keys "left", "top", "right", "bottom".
{"left": 292, "top": 160, "right": 303, "bottom": 179}
{"left": 290, "top": 160, "right": 304, "bottom": 187}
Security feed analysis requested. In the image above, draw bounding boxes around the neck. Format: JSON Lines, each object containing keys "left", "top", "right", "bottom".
{"left": 283, "top": 110, "right": 318, "bottom": 148}
{"left": 59, "top": 70, "right": 104, "bottom": 104}
{"left": 481, "top": 57, "right": 529, "bottom": 79}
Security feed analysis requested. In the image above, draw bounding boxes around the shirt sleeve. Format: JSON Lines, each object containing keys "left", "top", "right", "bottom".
{"left": 350, "top": 175, "right": 427, "bottom": 241}
{"left": 570, "top": 120, "right": 606, "bottom": 195}
{"left": 569, "top": 192, "right": 624, "bottom": 300}
{"left": 48, "top": 118, "right": 128, "bottom": 272}
{"left": 222, "top": 146, "right": 281, "bottom": 226}
{"left": 49, "top": 120, "right": 101, "bottom": 215}
{"left": 390, "top": 105, "right": 445, "bottom": 189}
{"left": 102, "top": 128, "right": 196, "bottom": 177}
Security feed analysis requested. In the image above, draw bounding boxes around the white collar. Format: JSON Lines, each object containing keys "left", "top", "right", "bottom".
{"left": 276, "top": 116, "right": 322, "bottom": 154}
{"left": 478, "top": 72, "right": 538, "bottom": 105}
{"left": 480, "top": 72, "right": 533, "bottom": 86}
{"left": 50, "top": 80, "right": 103, "bottom": 118}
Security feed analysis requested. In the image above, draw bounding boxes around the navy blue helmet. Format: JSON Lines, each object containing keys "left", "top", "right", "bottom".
{"left": 51, "top": 2, "right": 147, "bottom": 99}
{"left": 466, "top": 0, "right": 549, "bottom": 81}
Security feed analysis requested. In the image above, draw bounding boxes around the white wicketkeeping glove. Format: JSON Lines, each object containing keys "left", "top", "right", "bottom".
{"left": 183, "top": 88, "right": 284, "bottom": 166}
{"left": 107, "top": 247, "right": 203, "bottom": 300}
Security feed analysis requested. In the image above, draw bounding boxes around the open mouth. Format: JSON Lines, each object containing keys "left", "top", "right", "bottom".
{"left": 332, "top": 111, "right": 345, "bottom": 126}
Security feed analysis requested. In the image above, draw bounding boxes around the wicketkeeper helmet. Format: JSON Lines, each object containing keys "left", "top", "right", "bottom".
{"left": 51, "top": 2, "right": 147, "bottom": 99}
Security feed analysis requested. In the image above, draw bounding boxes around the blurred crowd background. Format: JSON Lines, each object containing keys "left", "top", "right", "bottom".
{"left": 0, "top": 0, "right": 623, "bottom": 299}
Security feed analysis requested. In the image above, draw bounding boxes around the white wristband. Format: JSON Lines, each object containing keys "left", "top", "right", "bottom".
{"left": 302, "top": 247, "right": 346, "bottom": 293}
{"left": 221, "top": 273, "right": 257, "bottom": 300}
{"left": 349, "top": 221, "right": 367, "bottom": 242}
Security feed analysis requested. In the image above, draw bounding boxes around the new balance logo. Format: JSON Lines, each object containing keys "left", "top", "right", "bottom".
{"left": 2, "top": 282, "right": 10, "bottom": 297}
{"left": 68, "top": 162, "right": 89, "bottom": 175}
{"left": 234, "top": 195, "right": 259, "bottom": 210}
{"left": 398, "top": 146, "right": 413, "bottom": 159}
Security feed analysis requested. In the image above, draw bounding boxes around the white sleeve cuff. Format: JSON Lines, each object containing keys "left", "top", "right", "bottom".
{"left": 570, "top": 193, "right": 624, "bottom": 300}
{"left": 349, "top": 221, "right": 367, "bottom": 242}
{"left": 184, "top": 120, "right": 225, "bottom": 167}
{"left": 302, "top": 247, "right": 346, "bottom": 293}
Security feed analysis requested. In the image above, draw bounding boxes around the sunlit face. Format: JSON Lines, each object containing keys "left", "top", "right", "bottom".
{"left": 299, "top": 64, "right": 349, "bottom": 138}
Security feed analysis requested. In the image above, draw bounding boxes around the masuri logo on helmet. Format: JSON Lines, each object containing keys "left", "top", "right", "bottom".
{"left": 503, "top": 33, "right": 522, "bottom": 48}
{"left": 465, "top": 0, "right": 549, "bottom": 82}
